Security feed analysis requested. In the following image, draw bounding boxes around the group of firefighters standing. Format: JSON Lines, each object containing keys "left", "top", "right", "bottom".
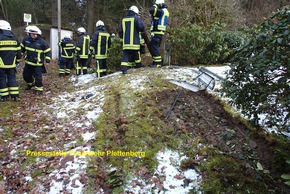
{"left": 58, "top": 21, "right": 110, "bottom": 78}
{"left": 0, "top": 0, "right": 169, "bottom": 102}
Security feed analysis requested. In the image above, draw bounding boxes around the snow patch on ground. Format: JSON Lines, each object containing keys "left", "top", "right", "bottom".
{"left": 82, "top": 131, "right": 96, "bottom": 142}
{"left": 46, "top": 74, "right": 107, "bottom": 193}
{"left": 154, "top": 149, "right": 201, "bottom": 193}
{"left": 164, "top": 67, "right": 199, "bottom": 84}
{"left": 125, "top": 149, "right": 202, "bottom": 193}
{"left": 48, "top": 147, "right": 90, "bottom": 194}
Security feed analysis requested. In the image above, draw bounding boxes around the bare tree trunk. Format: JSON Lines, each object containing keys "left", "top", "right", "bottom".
{"left": 87, "top": 0, "right": 94, "bottom": 36}
{"left": 52, "top": 0, "right": 58, "bottom": 26}
{"left": 0, "top": 0, "right": 8, "bottom": 20}
{"left": 33, "top": 8, "right": 38, "bottom": 24}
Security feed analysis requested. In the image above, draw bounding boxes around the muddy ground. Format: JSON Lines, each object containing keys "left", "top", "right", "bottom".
{"left": 156, "top": 88, "right": 290, "bottom": 193}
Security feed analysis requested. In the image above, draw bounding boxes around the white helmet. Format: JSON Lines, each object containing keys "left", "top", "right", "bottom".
{"left": 96, "top": 20, "right": 104, "bottom": 27}
{"left": 28, "top": 25, "right": 42, "bottom": 35}
{"left": 129, "top": 5, "right": 139, "bottom": 15}
{"left": 25, "top": 25, "right": 38, "bottom": 33}
{"left": 25, "top": 25, "right": 32, "bottom": 33}
{"left": 0, "top": 20, "right": 11, "bottom": 31}
{"left": 64, "top": 33, "right": 71, "bottom": 38}
{"left": 77, "top": 27, "right": 86, "bottom": 33}
{"left": 155, "top": 0, "right": 165, "bottom": 4}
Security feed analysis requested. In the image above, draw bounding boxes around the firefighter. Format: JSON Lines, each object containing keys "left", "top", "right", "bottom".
{"left": 0, "top": 20, "right": 21, "bottom": 101}
{"left": 21, "top": 26, "right": 51, "bottom": 95}
{"left": 90, "top": 20, "right": 111, "bottom": 78}
{"left": 75, "top": 27, "right": 90, "bottom": 75}
{"left": 118, "top": 5, "right": 145, "bottom": 74}
{"left": 149, "top": 0, "right": 169, "bottom": 68}
{"left": 58, "top": 33, "right": 76, "bottom": 77}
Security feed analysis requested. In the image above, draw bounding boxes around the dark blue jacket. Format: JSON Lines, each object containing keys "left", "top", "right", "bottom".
{"left": 76, "top": 33, "right": 90, "bottom": 59}
{"left": 118, "top": 10, "right": 145, "bottom": 50}
{"left": 21, "top": 35, "right": 51, "bottom": 66}
{"left": 0, "top": 29, "right": 21, "bottom": 68}
{"left": 90, "top": 26, "right": 111, "bottom": 59}
{"left": 58, "top": 38, "right": 76, "bottom": 58}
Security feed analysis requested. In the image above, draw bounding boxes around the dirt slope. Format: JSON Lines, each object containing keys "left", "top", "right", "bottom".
{"left": 156, "top": 88, "right": 290, "bottom": 193}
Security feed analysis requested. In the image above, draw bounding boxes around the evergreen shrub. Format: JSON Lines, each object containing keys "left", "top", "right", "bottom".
{"left": 222, "top": 6, "right": 290, "bottom": 131}
{"left": 169, "top": 23, "right": 247, "bottom": 65}
{"left": 107, "top": 37, "right": 123, "bottom": 73}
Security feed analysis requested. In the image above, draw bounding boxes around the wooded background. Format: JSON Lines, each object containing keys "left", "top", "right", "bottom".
{"left": 0, "top": 0, "right": 289, "bottom": 38}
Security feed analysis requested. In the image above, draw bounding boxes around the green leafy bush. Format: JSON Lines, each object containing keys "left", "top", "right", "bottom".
{"left": 221, "top": 30, "right": 250, "bottom": 59}
{"left": 281, "top": 160, "right": 290, "bottom": 186}
{"left": 107, "top": 37, "right": 123, "bottom": 73}
{"left": 222, "top": 6, "right": 290, "bottom": 131}
{"left": 169, "top": 23, "right": 247, "bottom": 65}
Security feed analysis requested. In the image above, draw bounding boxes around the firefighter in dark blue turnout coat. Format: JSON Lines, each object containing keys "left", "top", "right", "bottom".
{"left": 58, "top": 33, "right": 76, "bottom": 77}
{"left": 90, "top": 20, "right": 111, "bottom": 78}
{"left": 149, "top": 0, "right": 169, "bottom": 68}
{"left": 21, "top": 26, "right": 51, "bottom": 95}
{"left": 75, "top": 27, "right": 90, "bottom": 75}
{"left": 0, "top": 20, "right": 21, "bottom": 101}
{"left": 118, "top": 5, "right": 145, "bottom": 74}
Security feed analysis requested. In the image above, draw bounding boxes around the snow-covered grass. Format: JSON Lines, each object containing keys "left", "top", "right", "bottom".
{"left": 43, "top": 73, "right": 105, "bottom": 193}
{"left": 40, "top": 68, "right": 207, "bottom": 193}
{"left": 9, "top": 65, "right": 286, "bottom": 193}
{"left": 39, "top": 66, "right": 223, "bottom": 193}
{"left": 49, "top": 147, "right": 88, "bottom": 193}
{"left": 125, "top": 149, "right": 201, "bottom": 194}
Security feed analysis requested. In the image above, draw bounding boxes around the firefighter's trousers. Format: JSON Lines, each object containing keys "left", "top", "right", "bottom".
{"left": 0, "top": 68, "right": 19, "bottom": 99}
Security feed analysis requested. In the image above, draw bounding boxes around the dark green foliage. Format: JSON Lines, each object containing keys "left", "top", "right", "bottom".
{"left": 220, "top": 28, "right": 253, "bottom": 63}
{"left": 281, "top": 160, "right": 290, "bottom": 186}
{"left": 221, "top": 30, "right": 250, "bottom": 59}
{"left": 169, "top": 23, "right": 247, "bottom": 65}
{"left": 107, "top": 37, "right": 122, "bottom": 73}
{"left": 222, "top": 6, "right": 290, "bottom": 131}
